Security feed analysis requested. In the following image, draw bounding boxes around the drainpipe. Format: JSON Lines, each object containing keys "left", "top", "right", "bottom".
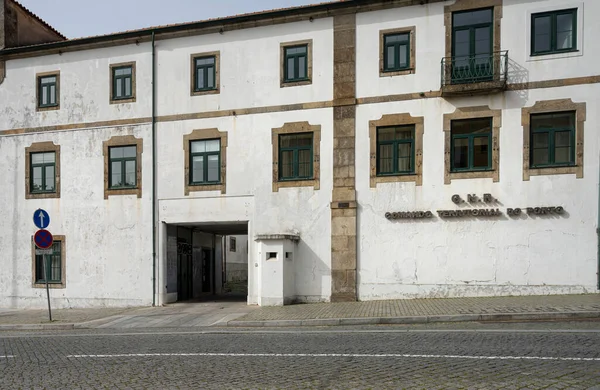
{"left": 151, "top": 31, "right": 157, "bottom": 306}
{"left": 597, "top": 154, "right": 600, "bottom": 290}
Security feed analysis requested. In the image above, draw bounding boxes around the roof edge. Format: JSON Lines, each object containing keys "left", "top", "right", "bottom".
{"left": 10, "top": 0, "right": 67, "bottom": 40}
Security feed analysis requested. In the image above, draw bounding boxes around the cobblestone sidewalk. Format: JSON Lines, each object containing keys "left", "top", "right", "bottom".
{"left": 232, "top": 294, "right": 600, "bottom": 323}
{"left": 0, "top": 307, "right": 138, "bottom": 325}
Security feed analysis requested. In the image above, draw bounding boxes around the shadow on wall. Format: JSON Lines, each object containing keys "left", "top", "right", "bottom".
{"left": 505, "top": 57, "right": 530, "bottom": 108}
{"left": 290, "top": 238, "right": 329, "bottom": 304}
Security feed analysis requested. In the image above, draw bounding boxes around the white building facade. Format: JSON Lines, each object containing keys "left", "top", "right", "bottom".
{"left": 0, "top": 0, "right": 598, "bottom": 309}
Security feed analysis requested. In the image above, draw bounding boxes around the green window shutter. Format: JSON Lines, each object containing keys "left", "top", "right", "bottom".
{"left": 376, "top": 125, "right": 415, "bottom": 175}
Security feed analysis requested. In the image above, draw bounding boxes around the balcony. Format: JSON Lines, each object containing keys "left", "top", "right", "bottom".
{"left": 441, "top": 51, "right": 508, "bottom": 96}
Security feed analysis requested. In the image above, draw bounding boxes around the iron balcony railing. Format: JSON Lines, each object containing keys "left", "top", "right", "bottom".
{"left": 441, "top": 50, "right": 508, "bottom": 87}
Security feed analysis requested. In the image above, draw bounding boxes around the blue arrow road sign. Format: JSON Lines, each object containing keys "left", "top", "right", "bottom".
{"left": 33, "top": 209, "right": 50, "bottom": 229}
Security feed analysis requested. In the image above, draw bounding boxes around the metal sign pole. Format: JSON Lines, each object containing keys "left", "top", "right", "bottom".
{"left": 44, "top": 254, "right": 52, "bottom": 322}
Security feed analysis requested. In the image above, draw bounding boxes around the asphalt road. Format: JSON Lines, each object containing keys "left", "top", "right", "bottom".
{"left": 2, "top": 322, "right": 600, "bottom": 389}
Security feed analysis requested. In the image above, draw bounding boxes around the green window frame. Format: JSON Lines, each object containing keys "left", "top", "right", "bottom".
{"left": 38, "top": 75, "right": 58, "bottom": 108}
{"left": 284, "top": 45, "right": 308, "bottom": 83}
{"left": 194, "top": 56, "right": 216, "bottom": 91}
{"left": 376, "top": 125, "right": 415, "bottom": 175}
{"left": 108, "top": 145, "right": 137, "bottom": 189}
{"left": 530, "top": 111, "right": 576, "bottom": 168}
{"left": 531, "top": 9, "right": 577, "bottom": 55}
{"left": 450, "top": 118, "right": 492, "bottom": 172}
{"left": 189, "top": 139, "right": 221, "bottom": 185}
{"left": 383, "top": 33, "right": 410, "bottom": 72}
{"left": 112, "top": 65, "right": 133, "bottom": 100}
{"left": 279, "top": 133, "right": 313, "bottom": 180}
{"left": 451, "top": 8, "right": 494, "bottom": 83}
{"left": 35, "top": 241, "right": 62, "bottom": 284}
{"left": 30, "top": 151, "right": 56, "bottom": 193}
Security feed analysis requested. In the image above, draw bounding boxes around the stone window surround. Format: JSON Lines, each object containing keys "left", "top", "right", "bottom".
{"left": 443, "top": 0, "right": 503, "bottom": 82}
{"left": 272, "top": 121, "right": 321, "bottom": 192}
{"left": 31, "top": 235, "right": 66, "bottom": 289}
{"left": 443, "top": 106, "right": 501, "bottom": 184}
{"left": 379, "top": 26, "right": 416, "bottom": 77}
{"left": 190, "top": 51, "right": 220, "bottom": 96}
{"left": 109, "top": 61, "right": 136, "bottom": 104}
{"left": 183, "top": 128, "right": 228, "bottom": 195}
{"left": 521, "top": 98, "right": 585, "bottom": 181}
{"left": 36, "top": 70, "right": 60, "bottom": 112}
{"left": 25, "top": 141, "right": 61, "bottom": 199}
{"left": 280, "top": 39, "right": 313, "bottom": 88}
{"left": 369, "top": 113, "right": 424, "bottom": 187}
{"left": 103, "top": 135, "right": 143, "bottom": 199}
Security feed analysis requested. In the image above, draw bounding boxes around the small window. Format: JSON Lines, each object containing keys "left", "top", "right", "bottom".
{"left": 30, "top": 152, "right": 56, "bottom": 193}
{"left": 112, "top": 65, "right": 133, "bottom": 100}
{"left": 383, "top": 33, "right": 410, "bottom": 72}
{"left": 230, "top": 237, "right": 237, "bottom": 252}
{"left": 35, "top": 240, "right": 62, "bottom": 284}
{"left": 284, "top": 45, "right": 308, "bottom": 82}
{"left": 451, "top": 118, "right": 492, "bottom": 172}
{"left": 194, "top": 56, "right": 216, "bottom": 91}
{"left": 531, "top": 9, "right": 577, "bottom": 55}
{"left": 530, "top": 112, "right": 575, "bottom": 167}
{"left": 38, "top": 75, "right": 58, "bottom": 108}
{"left": 190, "top": 139, "right": 221, "bottom": 184}
{"left": 279, "top": 133, "right": 313, "bottom": 180}
{"left": 109, "top": 145, "right": 137, "bottom": 189}
{"left": 376, "top": 125, "right": 415, "bottom": 175}
{"left": 266, "top": 252, "right": 277, "bottom": 260}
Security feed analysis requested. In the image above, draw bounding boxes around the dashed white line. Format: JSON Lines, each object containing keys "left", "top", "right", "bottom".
{"left": 65, "top": 352, "right": 600, "bottom": 361}
{"left": 0, "top": 356, "right": 14, "bottom": 358}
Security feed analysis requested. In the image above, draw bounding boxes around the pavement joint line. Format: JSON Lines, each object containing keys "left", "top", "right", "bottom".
{"left": 63, "top": 352, "right": 600, "bottom": 362}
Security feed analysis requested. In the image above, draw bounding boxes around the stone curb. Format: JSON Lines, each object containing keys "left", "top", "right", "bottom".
{"left": 225, "top": 310, "right": 600, "bottom": 327}
{"left": 0, "top": 323, "right": 75, "bottom": 331}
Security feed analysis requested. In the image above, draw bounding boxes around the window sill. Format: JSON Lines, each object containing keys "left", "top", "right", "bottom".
{"left": 371, "top": 173, "right": 420, "bottom": 188}
{"left": 110, "top": 96, "right": 136, "bottom": 104}
{"left": 105, "top": 187, "right": 141, "bottom": 198}
{"left": 37, "top": 104, "right": 60, "bottom": 112}
{"left": 526, "top": 165, "right": 581, "bottom": 180}
{"left": 376, "top": 172, "right": 415, "bottom": 177}
{"left": 527, "top": 49, "right": 582, "bottom": 62}
{"left": 273, "top": 177, "right": 319, "bottom": 192}
{"left": 185, "top": 182, "right": 225, "bottom": 195}
{"left": 26, "top": 191, "right": 59, "bottom": 200}
{"left": 380, "top": 68, "right": 415, "bottom": 77}
{"left": 446, "top": 169, "right": 497, "bottom": 184}
{"left": 33, "top": 282, "right": 65, "bottom": 289}
{"left": 280, "top": 78, "right": 312, "bottom": 88}
{"left": 191, "top": 88, "right": 220, "bottom": 96}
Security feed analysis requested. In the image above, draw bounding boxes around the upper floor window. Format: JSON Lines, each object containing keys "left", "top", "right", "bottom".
{"left": 279, "top": 133, "right": 313, "bottom": 180}
{"left": 383, "top": 33, "right": 410, "bottom": 72}
{"left": 531, "top": 9, "right": 576, "bottom": 55}
{"left": 193, "top": 56, "right": 216, "bottom": 92}
{"left": 190, "top": 139, "right": 221, "bottom": 184}
{"left": 530, "top": 111, "right": 575, "bottom": 167}
{"left": 30, "top": 152, "right": 56, "bottom": 193}
{"left": 376, "top": 125, "right": 415, "bottom": 175}
{"left": 451, "top": 8, "right": 494, "bottom": 83}
{"left": 110, "top": 63, "right": 136, "bottom": 103}
{"left": 109, "top": 145, "right": 137, "bottom": 189}
{"left": 451, "top": 117, "right": 492, "bottom": 172}
{"left": 37, "top": 74, "right": 58, "bottom": 109}
{"left": 284, "top": 45, "right": 308, "bottom": 83}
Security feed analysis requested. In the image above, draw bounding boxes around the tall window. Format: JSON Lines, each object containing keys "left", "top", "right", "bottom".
{"left": 383, "top": 33, "right": 410, "bottom": 72}
{"left": 451, "top": 118, "right": 492, "bottom": 171}
{"left": 284, "top": 45, "right": 308, "bottom": 82}
{"left": 112, "top": 65, "right": 133, "bottom": 100}
{"left": 35, "top": 241, "right": 62, "bottom": 284}
{"left": 531, "top": 9, "right": 576, "bottom": 55}
{"left": 194, "top": 56, "right": 216, "bottom": 91}
{"left": 279, "top": 133, "right": 313, "bottom": 180}
{"left": 376, "top": 125, "right": 415, "bottom": 175}
{"left": 38, "top": 75, "right": 58, "bottom": 108}
{"left": 190, "top": 139, "right": 220, "bottom": 184}
{"left": 451, "top": 8, "right": 493, "bottom": 83}
{"left": 109, "top": 145, "right": 137, "bottom": 188}
{"left": 530, "top": 112, "right": 575, "bottom": 167}
{"left": 30, "top": 152, "right": 56, "bottom": 193}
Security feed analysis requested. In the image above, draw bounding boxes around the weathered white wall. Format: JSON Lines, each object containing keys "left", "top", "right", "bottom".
{"left": 355, "top": 86, "right": 600, "bottom": 300}
{"left": 0, "top": 43, "right": 152, "bottom": 130}
{"left": 356, "top": 0, "right": 600, "bottom": 98}
{"left": 226, "top": 235, "right": 248, "bottom": 282}
{"left": 0, "top": 125, "right": 153, "bottom": 309}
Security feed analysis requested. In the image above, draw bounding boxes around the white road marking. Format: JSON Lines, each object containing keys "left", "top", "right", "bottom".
{"left": 65, "top": 352, "right": 600, "bottom": 361}
{"left": 0, "top": 356, "right": 14, "bottom": 358}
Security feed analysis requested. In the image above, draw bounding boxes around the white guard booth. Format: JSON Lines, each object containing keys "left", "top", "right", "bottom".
{"left": 255, "top": 234, "right": 300, "bottom": 306}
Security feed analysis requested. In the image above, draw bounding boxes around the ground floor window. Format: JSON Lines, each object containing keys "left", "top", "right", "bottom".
{"left": 32, "top": 236, "right": 65, "bottom": 288}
